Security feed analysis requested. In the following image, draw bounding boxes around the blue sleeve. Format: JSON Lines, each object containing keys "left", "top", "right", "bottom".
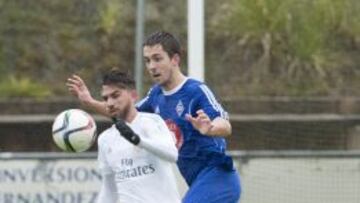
{"left": 136, "top": 88, "right": 154, "bottom": 113}
{"left": 195, "top": 84, "right": 229, "bottom": 120}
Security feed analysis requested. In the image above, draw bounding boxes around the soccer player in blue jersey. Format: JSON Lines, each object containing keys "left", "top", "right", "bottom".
{"left": 67, "top": 31, "right": 241, "bottom": 203}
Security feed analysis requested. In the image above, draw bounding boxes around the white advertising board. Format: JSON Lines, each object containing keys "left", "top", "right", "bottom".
{"left": 2, "top": 151, "right": 360, "bottom": 203}
{"left": 0, "top": 159, "right": 100, "bottom": 203}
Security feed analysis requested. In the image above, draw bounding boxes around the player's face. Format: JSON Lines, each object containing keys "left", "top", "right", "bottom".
{"left": 143, "top": 44, "right": 179, "bottom": 88}
{"left": 101, "top": 85, "right": 135, "bottom": 119}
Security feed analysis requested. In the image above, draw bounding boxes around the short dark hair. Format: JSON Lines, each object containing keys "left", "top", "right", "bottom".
{"left": 102, "top": 68, "right": 135, "bottom": 90}
{"left": 143, "top": 31, "right": 181, "bottom": 58}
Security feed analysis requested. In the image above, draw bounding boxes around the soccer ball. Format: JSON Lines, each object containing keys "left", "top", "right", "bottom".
{"left": 52, "top": 109, "right": 97, "bottom": 152}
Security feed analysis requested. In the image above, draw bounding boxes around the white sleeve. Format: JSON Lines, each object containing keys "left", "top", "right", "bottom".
{"left": 138, "top": 116, "right": 178, "bottom": 162}
{"left": 96, "top": 173, "right": 118, "bottom": 203}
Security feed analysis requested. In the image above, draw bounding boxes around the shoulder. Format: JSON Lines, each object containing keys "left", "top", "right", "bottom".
{"left": 97, "top": 126, "right": 115, "bottom": 146}
{"left": 184, "top": 78, "right": 211, "bottom": 95}
{"left": 136, "top": 85, "right": 163, "bottom": 109}
{"left": 185, "top": 78, "right": 203, "bottom": 88}
{"left": 147, "top": 84, "right": 162, "bottom": 97}
{"left": 138, "top": 112, "right": 164, "bottom": 124}
{"left": 136, "top": 113, "right": 169, "bottom": 131}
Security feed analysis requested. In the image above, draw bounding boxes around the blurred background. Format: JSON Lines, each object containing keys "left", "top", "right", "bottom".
{"left": 0, "top": 0, "right": 360, "bottom": 202}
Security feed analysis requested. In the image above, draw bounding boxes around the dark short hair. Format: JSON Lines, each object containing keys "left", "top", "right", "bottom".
{"left": 102, "top": 68, "right": 135, "bottom": 90}
{"left": 143, "top": 31, "right": 181, "bottom": 58}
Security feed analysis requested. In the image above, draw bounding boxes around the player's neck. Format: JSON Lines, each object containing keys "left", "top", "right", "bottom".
{"left": 162, "top": 71, "right": 186, "bottom": 91}
{"left": 124, "top": 107, "right": 138, "bottom": 123}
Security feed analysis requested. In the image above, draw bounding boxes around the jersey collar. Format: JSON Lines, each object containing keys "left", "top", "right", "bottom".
{"left": 162, "top": 77, "right": 189, "bottom": 96}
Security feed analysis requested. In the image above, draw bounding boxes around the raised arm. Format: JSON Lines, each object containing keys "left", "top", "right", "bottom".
{"left": 66, "top": 74, "right": 110, "bottom": 117}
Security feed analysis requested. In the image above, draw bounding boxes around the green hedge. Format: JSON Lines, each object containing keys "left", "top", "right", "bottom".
{"left": 0, "top": 0, "right": 358, "bottom": 98}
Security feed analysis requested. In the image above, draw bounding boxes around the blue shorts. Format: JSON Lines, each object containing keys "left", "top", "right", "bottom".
{"left": 182, "top": 165, "right": 241, "bottom": 203}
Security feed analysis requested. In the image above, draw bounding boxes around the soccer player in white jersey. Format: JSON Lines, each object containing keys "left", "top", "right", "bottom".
{"left": 95, "top": 68, "right": 181, "bottom": 203}
{"left": 67, "top": 31, "right": 241, "bottom": 203}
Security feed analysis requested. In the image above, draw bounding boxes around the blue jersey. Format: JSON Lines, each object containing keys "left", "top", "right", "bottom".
{"left": 136, "top": 78, "right": 234, "bottom": 185}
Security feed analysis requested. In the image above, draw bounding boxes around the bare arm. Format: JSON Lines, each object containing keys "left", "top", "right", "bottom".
{"left": 66, "top": 74, "right": 110, "bottom": 117}
{"left": 208, "top": 116, "right": 232, "bottom": 137}
{"left": 186, "top": 109, "right": 232, "bottom": 137}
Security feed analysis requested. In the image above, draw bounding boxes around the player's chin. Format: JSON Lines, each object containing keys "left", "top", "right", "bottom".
{"left": 153, "top": 77, "right": 166, "bottom": 85}
{"left": 109, "top": 111, "right": 119, "bottom": 118}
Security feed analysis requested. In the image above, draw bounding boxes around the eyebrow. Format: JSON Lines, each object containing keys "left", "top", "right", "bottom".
{"left": 144, "top": 53, "right": 162, "bottom": 58}
{"left": 101, "top": 94, "right": 108, "bottom": 100}
{"left": 152, "top": 53, "right": 162, "bottom": 57}
{"left": 102, "top": 89, "right": 119, "bottom": 100}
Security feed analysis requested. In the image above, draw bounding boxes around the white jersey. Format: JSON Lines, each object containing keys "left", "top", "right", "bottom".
{"left": 97, "top": 112, "right": 181, "bottom": 203}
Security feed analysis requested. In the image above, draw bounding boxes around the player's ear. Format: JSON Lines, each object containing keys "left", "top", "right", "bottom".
{"left": 130, "top": 89, "right": 138, "bottom": 101}
{"left": 171, "top": 53, "right": 181, "bottom": 67}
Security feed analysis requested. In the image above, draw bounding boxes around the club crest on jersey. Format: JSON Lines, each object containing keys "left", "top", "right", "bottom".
{"left": 176, "top": 100, "right": 184, "bottom": 117}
